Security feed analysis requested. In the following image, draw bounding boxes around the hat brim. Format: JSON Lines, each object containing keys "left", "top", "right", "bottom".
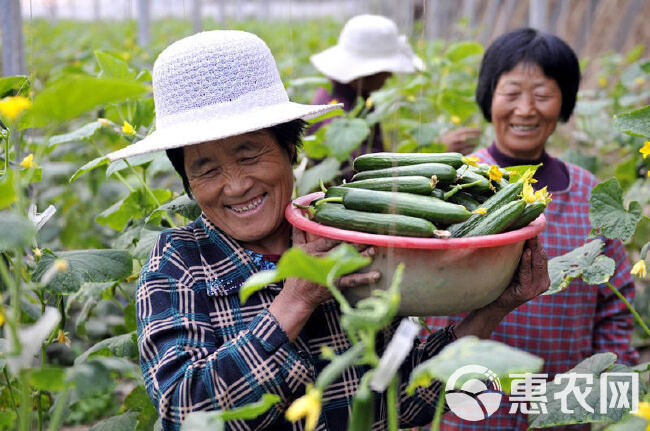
{"left": 106, "top": 102, "right": 342, "bottom": 161}
{"left": 310, "top": 45, "right": 424, "bottom": 84}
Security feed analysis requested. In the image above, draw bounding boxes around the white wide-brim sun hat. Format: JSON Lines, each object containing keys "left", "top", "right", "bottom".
{"left": 106, "top": 30, "right": 342, "bottom": 161}
{"left": 310, "top": 14, "right": 424, "bottom": 84}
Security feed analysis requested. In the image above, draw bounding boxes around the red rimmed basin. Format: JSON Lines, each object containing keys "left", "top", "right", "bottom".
{"left": 286, "top": 192, "right": 546, "bottom": 316}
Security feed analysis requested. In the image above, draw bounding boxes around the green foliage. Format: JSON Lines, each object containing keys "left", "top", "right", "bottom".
{"left": 546, "top": 240, "right": 614, "bottom": 295}
{"left": 589, "top": 178, "right": 644, "bottom": 241}
{"left": 406, "top": 336, "right": 543, "bottom": 395}
{"left": 33, "top": 249, "right": 133, "bottom": 294}
{"left": 528, "top": 353, "right": 646, "bottom": 428}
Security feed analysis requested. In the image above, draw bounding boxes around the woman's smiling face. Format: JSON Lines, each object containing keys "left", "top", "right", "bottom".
{"left": 491, "top": 62, "right": 563, "bottom": 159}
{"left": 184, "top": 130, "right": 294, "bottom": 254}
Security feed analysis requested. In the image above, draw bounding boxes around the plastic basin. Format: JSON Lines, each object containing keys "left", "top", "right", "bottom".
{"left": 286, "top": 192, "right": 546, "bottom": 316}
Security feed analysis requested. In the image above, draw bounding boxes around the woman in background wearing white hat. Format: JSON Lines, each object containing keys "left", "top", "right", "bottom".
{"left": 309, "top": 14, "right": 477, "bottom": 166}
{"left": 107, "top": 30, "right": 550, "bottom": 430}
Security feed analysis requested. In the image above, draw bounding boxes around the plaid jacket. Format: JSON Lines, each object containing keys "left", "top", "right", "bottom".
{"left": 425, "top": 148, "right": 638, "bottom": 431}
{"left": 137, "top": 214, "right": 452, "bottom": 430}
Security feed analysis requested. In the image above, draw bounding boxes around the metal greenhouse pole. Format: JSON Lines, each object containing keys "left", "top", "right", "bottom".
{"left": 529, "top": 0, "right": 548, "bottom": 32}
{"left": 137, "top": 0, "right": 151, "bottom": 48}
{"left": 0, "top": 0, "right": 27, "bottom": 77}
{"left": 191, "top": 0, "right": 202, "bottom": 33}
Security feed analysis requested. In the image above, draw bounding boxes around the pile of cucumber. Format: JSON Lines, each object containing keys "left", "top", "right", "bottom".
{"left": 297, "top": 152, "right": 549, "bottom": 238}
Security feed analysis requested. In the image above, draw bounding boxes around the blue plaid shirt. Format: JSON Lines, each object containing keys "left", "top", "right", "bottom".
{"left": 137, "top": 214, "right": 453, "bottom": 430}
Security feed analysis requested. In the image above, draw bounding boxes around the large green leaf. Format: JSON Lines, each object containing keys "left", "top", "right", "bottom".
{"left": 240, "top": 244, "right": 371, "bottom": 303}
{"left": 0, "top": 171, "right": 17, "bottom": 209}
{"left": 528, "top": 353, "right": 644, "bottom": 428}
{"left": 95, "top": 51, "right": 137, "bottom": 80}
{"left": 106, "top": 152, "right": 160, "bottom": 177}
{"left": 133, "top": 226, "right": 165, "bottom": 260}
{"left": 30, "top": 366, "right": 66, "bottom": 391}
{"left": 589, "top": 178, "right": 643, "bottom": 242}
{"left": 69, "top": 155, "right": 109, "bottom": 183}
{"left": 296, "top": 156, "right": 339, "bottom": 196}
{"left": 96, "top": 189, "right": 172, "bottom": 231}
{"left": 613, "top": 105, "right": 650, "bottom": 138}
{"left": 324, "top": 118, "right": 370, "bottom": 161}
{"left": 33, "top": 249, "right": 133, "bottom": 294}
{"left": 88, "top": 412, "right": 139, "bottom": 431}
{"left": 28, "top": 76, "right": 149, "bottom": 128}
{"left": 0, "top": 76, "right": 29, "bottom": 97}
{"left": 444, "top": 41, "right": 484, "bottom": 63}
{"left": 66, "top": 360, "right": 113, "bottom": 397}
{"left": 75, "top": 332, "right": 138, "bottom": 363}
{"left": 181, "top": 394, "right": 280, "bottom": 431}
{"left": 406, "top": 337, "right": 543, "bottom": 395}
{"left": 439, "top": 88, "right": 478, "bottom": 119}
{"left": 147, "top": 194, "right": 201, "bottom": 224}
{"left": 302, "top": 129, "right": 330, "bottom": 159}
{"left": 546, "top": 240, "right": 612, "bottom": 295}
{"left": 0, "top": 212, "right": 36, "bottom": 251}
{"left": 124, "top": 385, "right": 158, "bottom": 431}
{"left": 49, "top": 121, "right": 104, "bottom": 147}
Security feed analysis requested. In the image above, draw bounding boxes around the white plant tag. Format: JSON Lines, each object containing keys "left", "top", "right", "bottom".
{"left": 369, "top": 317, "right": 420, "bottom": 392}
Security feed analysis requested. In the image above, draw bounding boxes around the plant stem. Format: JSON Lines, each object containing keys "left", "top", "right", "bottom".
{"left": 19, "top": 371, "right": 31, "bottom": 431}
{"left": 430, "top": 390, "right": 446, "bottom": 431}
{"left": 3, "top": 368, "right": 19, "bottom": 419}
{"left": 386, "top": 376, "right": 399, "bottom": 431}
{"left": 125, "top": 160, "right": 176, "bottom": 228}
{"left": 606, "top": 281, "right": 650, "bottom": 337}
{"left": 47, "top": 387, "right": 68, "bottom": 431}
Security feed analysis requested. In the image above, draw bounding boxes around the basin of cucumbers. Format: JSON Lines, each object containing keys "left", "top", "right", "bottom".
{"left": 286, "top": 152, "right": 548, "bottom": 316}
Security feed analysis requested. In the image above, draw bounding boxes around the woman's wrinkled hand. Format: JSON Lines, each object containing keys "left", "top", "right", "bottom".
{"left": 488, "top": 236, "right": 550, "bottom": 313}
{"left": 286, "top": 226, "right": 381, "bottom": 311}
{"left": 440, "top": 127, "right": 481, "bottom": 155}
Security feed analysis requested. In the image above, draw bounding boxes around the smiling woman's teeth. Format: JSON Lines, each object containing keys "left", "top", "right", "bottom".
{"left": 511, "top": 124, "right": 537, "bottom": 131}
{"left": 231, "top": 196, "right": 263, "bottom": 213}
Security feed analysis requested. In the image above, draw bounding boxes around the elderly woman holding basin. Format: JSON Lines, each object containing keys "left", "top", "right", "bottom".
{"left": 106, "top": 31, "right": 550, "bottom": 430}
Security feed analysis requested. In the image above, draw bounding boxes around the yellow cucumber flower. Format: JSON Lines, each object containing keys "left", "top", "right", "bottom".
{"left": 534, "top": 186, "right": 552, "bottom": 205}
{"left": 462, "top": 156, "right": 479, "bottom": 167}
{"left": 97, "top": 118, "right": 111, "bottom": 127}
{"left": 328, "top": 99, "right": 338, "bottom": 105}
{"left": 634, "top": 76, "right": 646, "bottom": 86}
{"left": 598, "top": 77, "right": 608, "bottom": 88}
{"left": 122, "top": 121, "right": 136, "bottom": 136}
{"left": 522, "top": 182, "right": 536, "bottom": 204}
{"left": 365, "top": 97, "right": 373, "bottom": 109}
{"left": 640, "top": 141, "right": 650, "bottom": 159}
{"left": 285, "top": 386, "right": 322, "bottom": 431}
{"left": 631, "top": 260, "right": 647, "bottom": 278}
{"left": 0, "top": 96, "right": 31, "bottom": 121}
{"left": 472, "top": 207, "right": 487, "bottom": 215}
{"left": 488, "top": 165, "right": 503, "bottom": 183}
{"left": 33, "top": 248, "right": 42, "bottom": 258}
{"left": 634, "top": 401, "right": 650, "bottom": 422}
{"left": 57, "top": 329, "right": 71, "bottom": 347}
{"left": 451, "top": 115, "right": 461, "bottom": 125}
{"left": 20, "top": 153, "right": 37, "bottom": 168}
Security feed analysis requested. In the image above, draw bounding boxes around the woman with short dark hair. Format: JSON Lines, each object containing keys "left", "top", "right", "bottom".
{"left": 427, "top": 27, "right": 638, "bottom": 431}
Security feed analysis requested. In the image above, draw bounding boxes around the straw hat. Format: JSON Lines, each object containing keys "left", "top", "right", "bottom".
{"left": 310, "top": 14, "right": 424, "bottom": 84}
{"left": 106, "top": 31, "right": 342, "bottom": 161}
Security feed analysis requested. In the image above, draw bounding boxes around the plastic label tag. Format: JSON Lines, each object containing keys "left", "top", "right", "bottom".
{"left": 369, "top": 317, "right": 420, "bottom": 392}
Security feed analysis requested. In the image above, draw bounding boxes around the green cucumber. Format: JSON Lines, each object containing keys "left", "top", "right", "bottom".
{"left": 353, "top": 152, "right": 464, "bottom": 171}
{"left": 448, "top": 192, "right": 480, "bottom": 211}
{"left": 462, "top": 199, "right": 526, "bottom": 237}
{"left": 351, "top": 163, "right": 457, "bottom": 183}
{"left": 312, "top": 203, "right": 437, "bottom": 237}
{"left": 341, "top": 188, "right": 471, "bottom": 225}
{"left": 507, "top": 201, "right": 547, "bottom": 231}
{"left": 448, "top": 179, "right": 526, "bottom": 237}
{"left": 342, "top": 176, "right": 434, "bottom": 195}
